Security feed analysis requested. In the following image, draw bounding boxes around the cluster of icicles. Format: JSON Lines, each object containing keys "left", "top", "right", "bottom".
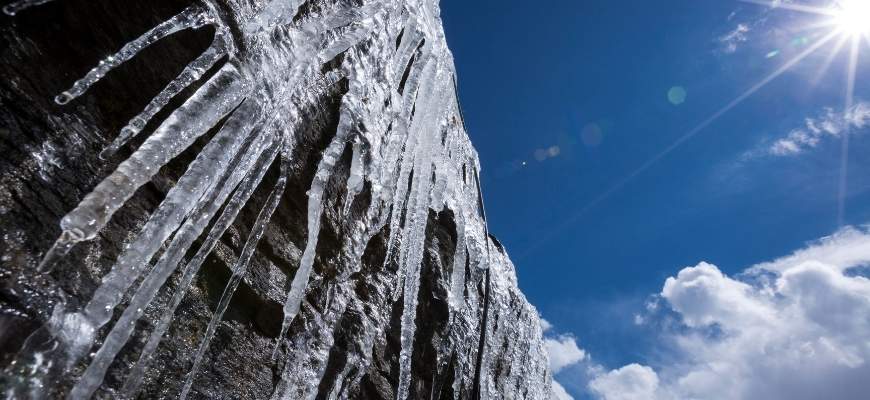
{"left": 1, "top": 0, "right": 544, "bottom": 399}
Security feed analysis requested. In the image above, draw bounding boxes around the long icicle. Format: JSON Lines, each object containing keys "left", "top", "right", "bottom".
{"left": 383, "top": 54, "right": 435, "bottom": 296}
{"left": 41, "top": 63, "right": 248, "bottom": 262}
{"left": 2, "top": 0, "right": 550, "bottom": 397}
{"left": 4, "top": 91, "right": 261, "bottom": 400}
{"left": 270, "top": 171, "right": 388, "bottom": 399}
{"left": 100, "top": 35, "right": 229, "bottom": 159}
{"left": 120, "top": 131, "right": 282, "bottom": 398}
{"left": 272, "top": 104, "right": 359, "bottom": 359}
{"left": 54, "top": 6, "right": 214, "bottom": 105}
{"left": 75, "top": 95, "right": 259, "bottom": 328}
{"left": 26, "top": 99, "right": 262, "bottom": 393}
{"left": 396, "top": 62, "right": 449, "bottom": 400}
{"left": 122, "top": 69, "right": 344, "bottom": 395}
{"left": 178, "top": 152, "right": 288, "bottom": 399}
{"left": 1, "top": 0, "right": 54, "bottom": 16}
{"left": 448, "top": 206, "right": 468, "bottom": 310}
{"left": 67, "top": 111, "right": 269, "bottom": 400}
{"left": 400, "top": 46, "right": 433, "bottom": 118}
{"left": 391, "top": 27, "right": 423, "bottom": 87}
{"left": 262, "top": 69, "right": 367, "bottom": 368}
{"left": 341, "top": 138, "right": 366, "bottom": 216}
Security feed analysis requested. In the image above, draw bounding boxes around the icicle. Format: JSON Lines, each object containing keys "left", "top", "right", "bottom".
{"left": 29, "top": 99, "right": 263, "bottom": 388}
{"left": 270, "top": 212, "right": 384, "bottom": 399}
{"left": 429, "top": 135, "right": 452, "bottom": 211}
{"left": 2, "top": 0, "right": 53, "bottom": 16}
{"left": 54, "top": 6, "right": 213, "bottom": 105}
{"left": 385, "top": 57, "right": 434, "bottom": 238}
{"left": 271, "top": 76, "right": 371, "bottom": 357}
{"left": 120, "top": 132, "right": 282, "bottom": 399}
{"left": 401, "top": 52, "right": 433, "bottom": 118}
{"left": 67, "top": 118, "right": 273, "bottom": 400}
{"left": 51, "top": 63, "right": 247, "bottom": 247}
{"left": 100, "top": 36, "right": 229, "bottom": 159}
{"left": 395, "top": 165, "right": 434, "bottom": 399}
{"left": 380, "top": 116, "right": 412, "bottom": 271}
{"left": 35, "top": 230, "right": 78, "bottom": 273}
{"left": 448, "top": 208, "right": 468, "bottom": 310}
{"left": 396, "top": 63, "right": 449, "bottom": 400}
{"left": 386, "top": 56, "right": 436, "bottom": 300}
{"left": 78, "top": 96, "right": 259, "bottom": 326}
{"left": 342, "top": 138, "right": 365, "bottom": 216}
{"left": 272, "top": 183, "right": 389, "bottom": 399}
{"left": 391, "top": 28, "right": 424, "bottom": 87}
{"left": 13, "top": 96, "right": 263, "bottom": 395}
{"left": 179, "top": 153, "right": 288, "bottom": 400}
{"left": 4, "top": 0, "right": 559, "bottom": 397}
{"left": 273, "top": 127, "right": 352, "bottom": 358}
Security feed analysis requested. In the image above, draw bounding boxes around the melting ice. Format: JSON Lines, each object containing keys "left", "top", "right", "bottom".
{"left": 2, "top": 0, "right": 553, "bottom": 399}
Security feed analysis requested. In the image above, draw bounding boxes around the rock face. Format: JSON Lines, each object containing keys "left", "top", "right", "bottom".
{"left": 0, "top": 0, "right": 552, "bottom": 399}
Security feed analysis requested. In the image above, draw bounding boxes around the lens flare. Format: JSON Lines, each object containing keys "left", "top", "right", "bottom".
{"left": 520, "top": 0, "right": 868, "bottom": 258}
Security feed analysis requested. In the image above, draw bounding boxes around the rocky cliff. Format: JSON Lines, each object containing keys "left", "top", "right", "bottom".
{"left": 0, "top": 0, "right": 552, "bottom": 398}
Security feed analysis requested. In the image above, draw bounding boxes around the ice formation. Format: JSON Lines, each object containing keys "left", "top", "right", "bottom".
{"left": 2, "top": 0, "right": 552, "bottom": 398}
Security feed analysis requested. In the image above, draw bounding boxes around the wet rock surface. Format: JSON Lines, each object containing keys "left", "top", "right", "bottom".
{"left": 0, "top": 1, "right": 551, "bottom": 398}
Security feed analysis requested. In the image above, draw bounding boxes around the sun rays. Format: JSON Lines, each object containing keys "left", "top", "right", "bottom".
{"left": 616, "top": 0, "right": 869, "bottom": 226}
{"left": 519, "top": 0, "right": 868, "bottom": 259}
{"left": 744, "top": 0, "right": 870, "bottom": 225}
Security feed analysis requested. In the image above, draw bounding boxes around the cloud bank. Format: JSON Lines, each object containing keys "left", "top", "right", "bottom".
{"left": 547, "top": 226, "right": 870, "bottom": 400}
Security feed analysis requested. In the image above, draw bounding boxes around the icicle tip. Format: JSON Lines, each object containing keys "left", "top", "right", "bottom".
{"left": 54, "top": 92, "right": 73, "bottom": 105}
{"left": 98, "top": 144, "right": 120, "bottom": 160}
{"left": 36, "top": 230, "right": 79, "bottom": 274}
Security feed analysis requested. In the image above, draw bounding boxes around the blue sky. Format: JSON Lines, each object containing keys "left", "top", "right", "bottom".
{"left": 442, "top": 0, "right": 870, "bottom": 399}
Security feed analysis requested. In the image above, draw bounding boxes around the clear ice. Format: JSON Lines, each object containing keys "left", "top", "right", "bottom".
{"left": 3, "top": 0, "right": 553, "bottom": 399}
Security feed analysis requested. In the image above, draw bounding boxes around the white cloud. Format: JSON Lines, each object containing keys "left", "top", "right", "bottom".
{"left": 542, "top": 324, "right": 587, "bottom": 399}
{"left": 588, "top": 364, "right": 660, "bottom": 400}
{"left": 662, "top": 261, "right": 775, "bottom": 329}
{"left": 551, "top": 380, "right": 574, "bottom": 400}
{"left": 553, "top": 226, "right": 870, "bottom": 400}
{"left": 650, "top": 256, "right": 870, "bottom": 400}
{"left": 750, "top": 225, "right": 870, "bottom": 274}
{"left": 545, "top": 334, "right": 587, "bottom": 373}
{"left": 541, "top": 317, "right": 553, "bottom": 332}
{"left": 769, "top": 102, "right": 870, "bottom": 156}
{"left": 719, "top": 23, "right": 750, "bottom": 53}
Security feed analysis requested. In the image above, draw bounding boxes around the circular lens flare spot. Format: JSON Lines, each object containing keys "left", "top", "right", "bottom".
{"left": 668, "top": 86, "right": 687, "bottom": 105}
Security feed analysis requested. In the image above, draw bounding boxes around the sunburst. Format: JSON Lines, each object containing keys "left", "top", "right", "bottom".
{"left": 518, "top": 1, "right": 868, "bottom": 257}
{"left": 833, "top": 0, "right": 870, "bottom": 35}
{"left": 743, "top": 0, "right": 870, "bottom": 225}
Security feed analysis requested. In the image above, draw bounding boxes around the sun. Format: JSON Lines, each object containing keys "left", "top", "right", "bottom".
{"left": 834, "top": 0, "right": 870, "bottom": 35}
{"left": 732, "top": 0, "right": 870, "bottom": 225}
